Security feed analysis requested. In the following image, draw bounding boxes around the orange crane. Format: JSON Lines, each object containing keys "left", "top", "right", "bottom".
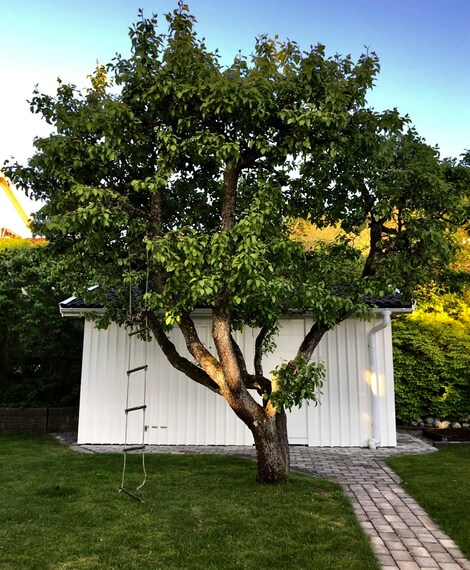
{"left": 0, "top": 173, "right": 31, "bottom": 238}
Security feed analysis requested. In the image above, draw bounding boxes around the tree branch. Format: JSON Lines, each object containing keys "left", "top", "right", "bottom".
{"left": 212, "top": 310, "right": 263, "bottom": 423}
{"left": 178, "top": 313, "right": 224, "bottom": 383}
{"left": 230, "top": 333, "right": 249, "bottom": 378}
{"left": 254, "top": 325, "right": 271, "bottom": 377}
{"left": 244, "top": 373, "right": 271, "bottom": 393}
{"left": 151, "top": 187, "right": 163, "bottom": 236}
{"left": 231, "top": 333, "right": 271, "bottom": 394}
{"left": 296, "top": 321, "right": 331, "bottom": 362}
{"left": 146, "top": 312, "right": 220, "bottom": 393}
{"left": 221, "top": 167, "right": 240, "bottom": 229}
{"left": 361, "top": 218, "right": 384, "bottom": 278}
{"left": 211, "top": 311, "right": 242, "bottom": 392}
{"left": 109, "top": 189, "right": 152, "bottom": 221}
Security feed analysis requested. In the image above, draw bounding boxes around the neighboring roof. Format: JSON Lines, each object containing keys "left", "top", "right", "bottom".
{"left": 0, "top": 174, "right": 33, "bottom": 239}
{"left": 59, "top": 287, "right": 414, "bottom": 317}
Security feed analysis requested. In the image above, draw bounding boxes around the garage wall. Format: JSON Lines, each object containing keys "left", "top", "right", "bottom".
{"left": 77, "top": 316, "right": 396, "bottom": 447}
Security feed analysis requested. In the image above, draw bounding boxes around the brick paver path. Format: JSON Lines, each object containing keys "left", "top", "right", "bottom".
{"left": 63, "top": 432, "right": 469, "bottom": 570}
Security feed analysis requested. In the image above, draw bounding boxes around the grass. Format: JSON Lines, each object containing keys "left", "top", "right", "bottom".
{"left": 387, "top": 446, "right": 470, "bottom": 558}
{"left": 0, "top": 434, "right": 380, "bottom": 570}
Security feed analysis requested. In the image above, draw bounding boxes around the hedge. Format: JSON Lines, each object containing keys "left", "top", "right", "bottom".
{"left": 393, "top": 312, "right": 470, "bottom": 422}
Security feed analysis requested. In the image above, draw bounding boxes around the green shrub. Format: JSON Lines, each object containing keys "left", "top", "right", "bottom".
{"left": 393, "top": 311, "right": 470, "bottom": 422}
{"left": 0, "top": 241, "right": 83, "bottom": 407}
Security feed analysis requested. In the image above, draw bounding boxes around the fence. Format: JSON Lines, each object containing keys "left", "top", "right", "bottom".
{"left": 0, "top": 407, "right": 78, "bottom": 433}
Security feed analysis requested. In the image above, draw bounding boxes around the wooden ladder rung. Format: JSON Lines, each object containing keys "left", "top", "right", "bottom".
{"left": 125, "top": 405, "right": 147, "bottom": 414}
{"left": 118, "top": 486, "right": 144, "bottom": 503}
{"left": 127, "top": 365, "right": 148, "bottom": 375}
{"left": 123, "top": 445, "right": 146, "bottom": 453}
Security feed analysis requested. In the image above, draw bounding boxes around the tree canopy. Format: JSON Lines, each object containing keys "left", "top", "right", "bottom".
{"left": 9, "top": 4, "right": 468, "bottom": 482}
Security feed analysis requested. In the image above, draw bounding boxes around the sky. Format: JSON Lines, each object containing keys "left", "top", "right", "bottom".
{"left": 1, "top": 0, "right": 469, "bottom": 221}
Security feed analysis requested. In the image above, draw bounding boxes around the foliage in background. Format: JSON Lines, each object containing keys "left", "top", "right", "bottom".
{"left": 393, "top": 312, "right": 470, "bottom": 422}
{"left": 0, "top": 240, "right": 83, "bottom": 407}
{"left": 393, "top": 230, "right": 470, "bottom": 422}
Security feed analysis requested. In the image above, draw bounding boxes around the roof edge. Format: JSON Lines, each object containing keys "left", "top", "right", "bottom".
{"left": 59, "top": 304, "right": 414, "bottom": 318}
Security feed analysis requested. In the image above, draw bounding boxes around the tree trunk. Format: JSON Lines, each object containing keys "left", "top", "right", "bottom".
{"left": 251, "top": 409, "right": 290, "bottom": 484}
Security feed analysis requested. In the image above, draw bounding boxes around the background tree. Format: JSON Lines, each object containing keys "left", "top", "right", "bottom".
{"left": 9, "top": 5, "right": 466, "bottom": 483}
{"left": 0, "top": 239, "right": 83, "bottom": 407}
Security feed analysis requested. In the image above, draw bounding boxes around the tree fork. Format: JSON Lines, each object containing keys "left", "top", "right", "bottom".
{"left": 146, "top": 313, "right": 220, "bottom": 393}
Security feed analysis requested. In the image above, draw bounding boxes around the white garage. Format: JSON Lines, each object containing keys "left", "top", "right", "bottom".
{"left": 60, "top": 298, "right": 411, "bottom": 448}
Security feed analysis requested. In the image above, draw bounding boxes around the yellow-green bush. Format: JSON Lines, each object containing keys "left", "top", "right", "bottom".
{"left": 393, "top": 298, "right": 470, "bottom": 422}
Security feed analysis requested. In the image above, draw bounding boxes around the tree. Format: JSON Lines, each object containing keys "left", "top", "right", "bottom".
{"left": 9, "top": 5, "right": 466, "bottom": 482}
{"left": 0, "top": 239, "right": 83, "bottom": 406}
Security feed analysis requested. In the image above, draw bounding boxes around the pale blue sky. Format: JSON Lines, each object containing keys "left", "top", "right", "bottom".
{"left": 1, "top": 0, "right": 469, "bottom": 169}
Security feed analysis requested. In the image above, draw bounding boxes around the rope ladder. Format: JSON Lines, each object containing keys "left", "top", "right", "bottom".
{"left": 118, "top": 246, "right": 150, "bottom": 502}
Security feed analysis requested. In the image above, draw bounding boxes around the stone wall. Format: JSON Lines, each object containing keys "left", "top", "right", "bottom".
{"left": 407, "top": 415, "right": 470, "bottom": 429}
{"left": 0, "top": 407, "right": 79, "bottom": 433}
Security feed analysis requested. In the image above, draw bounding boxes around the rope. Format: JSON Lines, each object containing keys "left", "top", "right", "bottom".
{"left": 137, "top": 254, "right": 150, "bottom": 491}
{"left": 119, "top": 242, "right": 150, "bottom": 499}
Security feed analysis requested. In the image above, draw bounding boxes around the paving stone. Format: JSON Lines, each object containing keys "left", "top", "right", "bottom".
{"left": 448, "top": 549, "right": 468, "bottom": 559}
{"left": 386, "top": 542, "right": 407, "bottom": 551}
{"left": 378, "top": 554, "right": 397, "bottom": 566}
{"left": 441, "top": 539, "right": 459, "bottom": 549}
{"left": 395, "top": 528, "right": 418, "bottom": 539}
{"left": 432, "top": 551, "right": 458, "bottom": 563}
{"left": 414, "top": 532, "right": 439, "bottom": 543}
{"left": 384, "top": 538, "right": 408, "bottom": 550}
{"left": 390, "top": 550, "right": 413, "bottom": 562}
{"left": 375, "top": 545, "right": 392, "bottom": 556}
{"left": 375, "top": 525, "right": 396, "bottom": 534}
{"left": 385, "top": 514, "right": 404, "bottom": 524}
{"left": 390, "top": 522, "right": 411, "bottom": 531}
{"left": 414, "top": 561, "right": 439, "bottom": 569}
{"left": 425, "top": 542, "right": 446, "bottom": 553}
{"left": 408, "top": 546, "right": 433, "bottom": 558}
{"left": 396, "top": 560, "right": 420, "bottom": 570}
{"left": 402, "top": 538, "right": 422, "bottom": 548}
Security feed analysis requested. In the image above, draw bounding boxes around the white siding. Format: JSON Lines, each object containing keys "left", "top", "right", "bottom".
{"left": 77, "top": 316, "right": 396, "bottom": 447}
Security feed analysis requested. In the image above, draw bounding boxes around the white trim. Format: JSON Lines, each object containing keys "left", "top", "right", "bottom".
{"left": 59, "top": 304, "right": 414, "bottom": 318}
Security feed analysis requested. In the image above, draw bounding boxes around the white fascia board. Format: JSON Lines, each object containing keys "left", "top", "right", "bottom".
{"left": 60, "top": 304, "right": 414, "bottom": 318}
{"left": 59, "top": 306, "right": 106, "bottom": 317}
{"left": 59, "top": 306, "right": 212, "bottom": 318}
{"left": 372, "top": 305, "right": 415, "bottom": 315}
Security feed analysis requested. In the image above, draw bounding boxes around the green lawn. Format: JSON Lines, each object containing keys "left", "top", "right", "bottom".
{"left": 0, "top": 435, "right": 379, "bottom": 570}
{"left": 387, "top": 446, "right": 470, "bottom": 559}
